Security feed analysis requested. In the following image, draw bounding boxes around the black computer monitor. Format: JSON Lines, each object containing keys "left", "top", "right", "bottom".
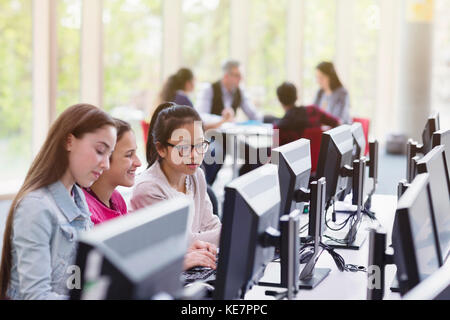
{"left": 271, "top": 139, "right": 311, "bottom": 217}
{"left": 421, "top": 112, "right": 440, "bottom": 154}
{"left": 417, "top": 146, "right": 450, "bottom": 263}
{"left": 342, "top": 123, "right": 367, "bottom": 200}
{"left": 432, "top": 129, "right": 450, "bottom": 179}
{"left": 70, "top": 197, "right": 191, "bottom": 300}
{"left": 316, "top": 125, "right": 354, "bottom": 208}
{"left": 351, "top": 122, "right": 366, "bottom": 159}
{"left": 392, "top": 173, "right": 441, "bottom": 296}
{"left": 214, "top": 164, "right": 281, "bottom": 300}
{"left": 403, "top": 261, "right": 450, "bottom": 300}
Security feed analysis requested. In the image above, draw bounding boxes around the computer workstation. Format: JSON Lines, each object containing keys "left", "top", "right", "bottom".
{"left": 368, "top": 145, "right": 450, "bottom": 299}
{"left": 70, "top": 197, "right": 193, "bottom": 300}
{"left": 405, "top": 112, "right": 440, "bottom": 183}
{"left": 269, "top": 139, "right": 331, "bottom": 290}
{"left": 313, "top": 125, "right": 378, "bottom": 250}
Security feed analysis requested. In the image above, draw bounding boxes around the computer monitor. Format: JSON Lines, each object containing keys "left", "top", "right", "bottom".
{"left": 70, "top": 197, "right": 191, "bottom": 300}
{"left": 214, "top": 164, "right": 281, "bottom": 300}
{"left": 432, "top": 129, "right": 450, "bottom": 179}
{"left": 417, "top": 146, "right": 450, "bottom": 263}
{"left": 392, "top": 173, "right": 441, "bottom": 296}
{"left": 316, "top": 125, "right": 354, "bottom": 208}
{"left": 271, "top": 139, "right": 311, "bottom": 217}
{"left": 351, "top": 122, "right": 366, "bottom": 159}
{"left": 342, "top": 123, "right": 366, "bottom": 200}
{"left": 421, "top": 112, "right": 440, "bottom": 155}
{"left": 403, "top": 261, "right": 450, "bottom": 300}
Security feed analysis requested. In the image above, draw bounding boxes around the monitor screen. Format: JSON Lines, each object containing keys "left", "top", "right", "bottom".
{"left": 433, "top": 129, "right": 450, "bottom": 180}
{"left": 417, "top": 146, "right": 450, "bottom": 262}
{"left": 70, "top": 197, "right": 191, "bottom": 300}
{"left": 393, "top": 173, "right": 441, "bottom": 294}
{"left": 422, "top": 112, "right": 440, "bottom": 154}
{"left": 271, "top": 139, "right": 311, "bottom": 217}
{"left": 316, "top": 125, "right": 353, "bottom": 207}
{"left": 214, "top": 164, "right": 280, "bottom": 300}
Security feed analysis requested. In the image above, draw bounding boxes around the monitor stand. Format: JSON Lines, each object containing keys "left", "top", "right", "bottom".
{"left": 299, "top": 268, "right": 331, "bottom": 289}
{"left": 323, "top": 231, "right": 367, "bottom": 250}
{"left": 299, "top": 178, "right": 330, "bottom": 290}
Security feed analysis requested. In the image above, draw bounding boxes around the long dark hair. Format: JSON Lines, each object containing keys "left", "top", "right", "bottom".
{"left": 316, "top": 61, "right": 343, "bottom": 91}
{"left": 160, "top": 68, "right": 194, "bottom": 103}
{"left": 146, "top": 103, "right": 203, "bottom": 168}
{"left": 0, "top": 104, "right": 116, "bottom": 299}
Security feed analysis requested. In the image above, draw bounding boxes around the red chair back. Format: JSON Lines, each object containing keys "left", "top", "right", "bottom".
{"left": 141, "top": 120, "right": 150, "bottom": 145}
{"left": 352, "top": 117, "right": 370, "bottom": 156}
{"left": 301, "top": 127, "right": 323, "bottom": 173}
{"left": 273, "top": 125, "right": 324, "bottom": 173}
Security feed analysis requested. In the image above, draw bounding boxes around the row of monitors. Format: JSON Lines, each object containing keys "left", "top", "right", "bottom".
{"left": 69, "top": 123, "right": 375, "bottom": 300}
{"left": 393, "top": 139, "right": 450, "bottom": 296}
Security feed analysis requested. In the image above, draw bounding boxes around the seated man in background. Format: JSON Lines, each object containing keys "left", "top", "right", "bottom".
{"left": 196, "top": 60, "right": 264, "bottom": 184}
{"left": 275, "top": 82, "right": 341, "bottom": 145}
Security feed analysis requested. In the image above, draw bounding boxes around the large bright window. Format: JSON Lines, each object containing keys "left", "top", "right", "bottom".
{"left": 247, "top": 0, "right": 287, "bottom": 117}
{"left": 57, "top": 0, "right": 81, "bottom": 114}
{"left": 348, "top": 0, "right": 380, "bottom": 120}
{"left": 103, "top": 0, "right": 162, "bottom": 114}
{"left": 302, "top": 0, "right": 337, "bottom": 106}
{"left": 432, "top": 0, "right": 450, "bottom": 126}
{"left": 182, "top": 0, "right": 230, "bottom": 84}
{"left": 0, "top": 0, "right": 32, "bottom": 184}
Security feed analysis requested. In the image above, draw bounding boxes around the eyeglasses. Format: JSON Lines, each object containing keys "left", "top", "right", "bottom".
{"left": 165, "top": 140, "right": 210, "bottom": 157}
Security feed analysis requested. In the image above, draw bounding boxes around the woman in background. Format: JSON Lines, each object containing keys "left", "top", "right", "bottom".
{"left": 160, "top": 68, "right": 195, "bottom": 108}
{"left": 159, "top": 68, "right": 233, "bottom": 130}
{"left": 314, "top": 61, "right": 352, "bottom": 124}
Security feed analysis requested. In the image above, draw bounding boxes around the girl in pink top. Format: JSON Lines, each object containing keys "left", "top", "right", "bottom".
{"left": 83, "top": 119, "right": 141, "bottom": 225}
{"left": 86, "top": 118, "right": 217, "bottom": 270}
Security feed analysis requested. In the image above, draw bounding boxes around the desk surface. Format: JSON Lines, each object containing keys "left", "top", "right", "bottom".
{"left": 244, "top": 194, "right": 400, "bottom": 300}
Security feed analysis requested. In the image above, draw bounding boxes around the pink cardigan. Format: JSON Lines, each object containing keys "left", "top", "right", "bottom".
{"left": 130, "top": 161, "right": 221, "bottom": 246}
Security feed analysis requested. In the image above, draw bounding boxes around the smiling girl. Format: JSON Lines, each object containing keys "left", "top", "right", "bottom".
{"left": 0, "top": 104, "right": 117, "bottom": 300}
{"left": 83, "top": 119, "right": 142, "bottom": 225}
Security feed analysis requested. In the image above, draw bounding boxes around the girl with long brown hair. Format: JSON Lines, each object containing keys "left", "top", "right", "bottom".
{"left": 0, "top": 104, "right": 117, "bottom": 300}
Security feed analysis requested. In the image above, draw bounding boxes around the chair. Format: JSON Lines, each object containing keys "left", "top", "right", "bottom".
{"left": 141, "top": 120, "right": 150, "bottom": 145}
{"left": 273, "top": 124, "right": 324, "bottom": 174}
{"left": 352, "top": 117, "right": 370, "bottom": 156}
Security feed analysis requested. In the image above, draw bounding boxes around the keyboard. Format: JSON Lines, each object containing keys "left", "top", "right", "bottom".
{"left": 182, "top": 266, "right": 216, "bottom": 284}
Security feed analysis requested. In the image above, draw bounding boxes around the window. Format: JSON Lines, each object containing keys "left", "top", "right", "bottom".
{"left": 348, "top": 0, "right": 380, "bottom": 119}
{"left": 103, "top": 0, "right": 162, "bottom": 114}
{"left": 0, "top": 0, "right": 32, "bottom": 184}
{"left": 57, "top": 0, "right": 81, "bottom": 114}
{"left": 247, "top": 0, "right": 287, "bottom": 117}
{"left": 432, "top": 0, "right": 450, "bottom": 126}
{"left": 302, "top": 0, "right": 337, "bottom": 105}
{"left": 182, "top": 0, "right": 230, "bottom": 85}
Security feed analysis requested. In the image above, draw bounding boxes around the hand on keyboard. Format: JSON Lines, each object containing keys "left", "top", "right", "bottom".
{"left": 188, "top": 240, "right": 218, "bottom": 256}
{"left": 183, "top": 249, "right": 217, "bottom": 271}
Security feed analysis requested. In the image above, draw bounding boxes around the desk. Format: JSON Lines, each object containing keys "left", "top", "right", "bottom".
{"left": 244, "top": 194, "right": 401, "bottom": 300}
{"left": 207, "top": 123, "right": 273, "bottom": 179}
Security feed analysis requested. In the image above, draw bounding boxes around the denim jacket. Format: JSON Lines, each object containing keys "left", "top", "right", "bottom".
{"left": 7, "top": 181, "right": 93, "bottom": 300}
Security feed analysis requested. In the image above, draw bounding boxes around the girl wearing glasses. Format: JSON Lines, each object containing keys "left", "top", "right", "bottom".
{"left": 131, "top": 103, "right": 221, "bottom": 249}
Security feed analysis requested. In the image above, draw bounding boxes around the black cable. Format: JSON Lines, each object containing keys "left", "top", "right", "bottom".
{"left": 299, "top": 222, "right": 309, "bottom": 234}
